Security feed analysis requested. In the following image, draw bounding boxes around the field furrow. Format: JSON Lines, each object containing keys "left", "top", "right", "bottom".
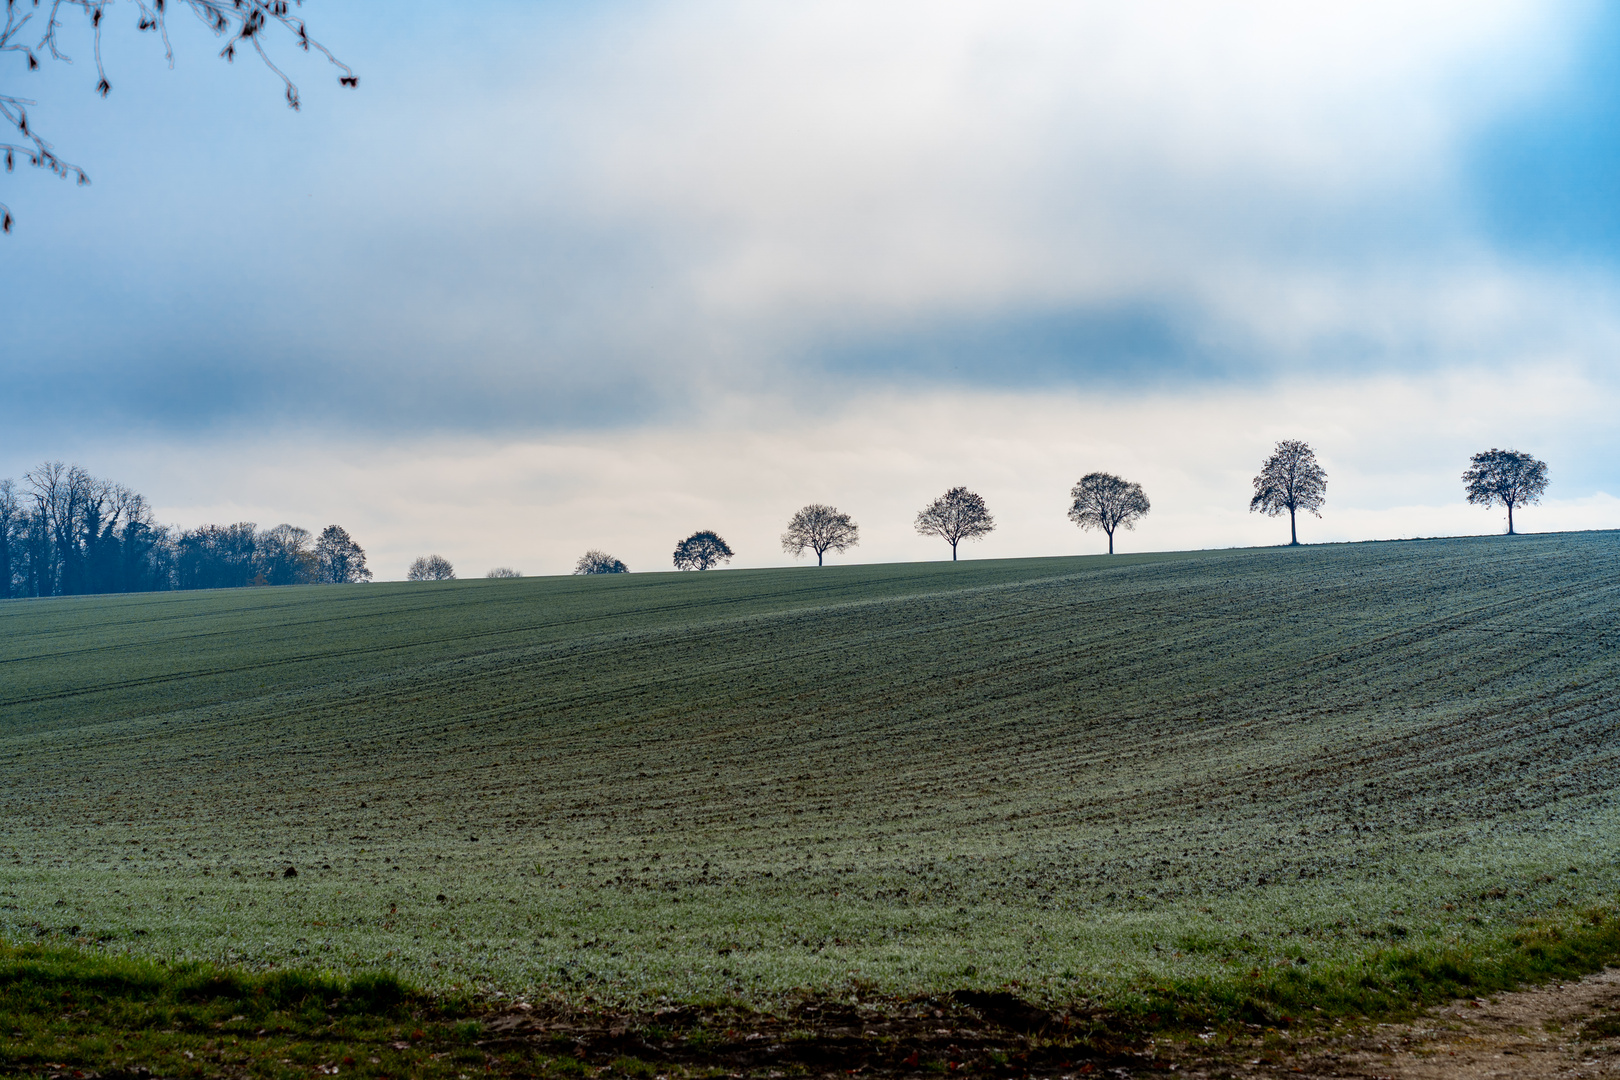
{"left": 1, "top": 532, "right": 1617, "bottom": 1005}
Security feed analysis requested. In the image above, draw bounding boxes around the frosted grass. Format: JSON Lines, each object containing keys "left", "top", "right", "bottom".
{"left": 2, "top": 532, "right": 1618, "bottom": 1007}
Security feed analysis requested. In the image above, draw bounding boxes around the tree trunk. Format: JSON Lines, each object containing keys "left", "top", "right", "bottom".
{"left": 951, "top": 539, "right": 958, "bottom": 561}
{"left": 817, "top": 549, "right": 824, "bottom": 566}
{"left": 1507, "top": 501, "right": 1515, "bottom": 535}
{"left": 1289, "top": 506, "right": 1298, "bottom": 546}
{"left": 1107, "top": 528, "right": 1114, "bottom": 555}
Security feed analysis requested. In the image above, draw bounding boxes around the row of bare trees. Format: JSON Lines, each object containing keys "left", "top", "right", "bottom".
{"left": 565, "top": 442, "right": 1551, "bottom": 575}
{"left": 1070, "top": 441, "right": 1551, "bottom": 551}
{"left": 1241, "top": 440, "right": 1550, "bottom": 545}
{"left": 0, "top": 462, "right": 370, "bottom": 598}
{"left": 573, "top": 492, "right": 996, "bottom": 574}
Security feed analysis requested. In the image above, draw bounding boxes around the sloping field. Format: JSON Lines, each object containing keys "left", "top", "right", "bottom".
{"left": 1, "top": 533, "right": 1617, "bottom": 1010}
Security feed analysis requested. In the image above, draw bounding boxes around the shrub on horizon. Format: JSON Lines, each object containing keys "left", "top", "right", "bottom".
{"left": 407, "top": 555, "right": 455, "bottom": 581}
{"left": 575, "top": 551, "right": 629, "bottom": 575}
{"left": 672, "top": 531, "right": 733, "bottom": 571}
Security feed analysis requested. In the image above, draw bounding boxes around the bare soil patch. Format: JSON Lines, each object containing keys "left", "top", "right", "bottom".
{"left": 472, "top": 971, "right": 1620, "bottom": 1078}
{"left": 1291, "top": 966, "right": 1620, "bottom": 1079}
{"left": 1158, "top": 967, "right": 1620, "bottom": 1079}
{"left": 477, "top": 990, "right": 1153, "bottom": 1077}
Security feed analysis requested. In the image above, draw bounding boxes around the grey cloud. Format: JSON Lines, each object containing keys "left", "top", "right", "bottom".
{"left": 2, "top": 0, "right": 1613, "bottom": 450}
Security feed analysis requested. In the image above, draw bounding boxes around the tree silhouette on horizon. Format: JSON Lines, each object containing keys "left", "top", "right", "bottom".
{"left": 1249, "top": 440, "right": 1326, "bottom": 546}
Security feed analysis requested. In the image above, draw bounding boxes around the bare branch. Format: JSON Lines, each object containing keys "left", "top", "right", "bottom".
{"left": 3, "top": 0, "right": 354, "bottom": 230}
{"left": 0, "top": 4, "right": 42, "bottom": 71}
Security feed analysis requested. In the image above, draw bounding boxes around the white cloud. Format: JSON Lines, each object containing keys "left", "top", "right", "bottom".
{"left": 4, "top": 0, "right": 1616, "bottom": 450}
{"left": 533, "top": 0, "right": 1575, "bottom": 322}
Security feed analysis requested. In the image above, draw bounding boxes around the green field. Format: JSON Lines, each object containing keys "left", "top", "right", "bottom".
{"left": 2, "top": 532, "right": 1618, "bottom": 1015}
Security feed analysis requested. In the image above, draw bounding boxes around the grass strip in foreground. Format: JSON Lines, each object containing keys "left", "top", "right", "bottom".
{"left": 7, "top": 902, "right": 1620, "bottom": 1078}
{"left": 1134, "top": 904, "right": 1620, "bottom": 1031}
{"left": 0, "top": 946, "right": 497, "bottom": 1080}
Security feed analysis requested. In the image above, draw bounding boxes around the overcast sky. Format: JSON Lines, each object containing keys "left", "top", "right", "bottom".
{"left": 3, "top": 1, "right": 1618, "bottom": 577}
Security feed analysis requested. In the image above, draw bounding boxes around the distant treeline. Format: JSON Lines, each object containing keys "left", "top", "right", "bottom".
{"left": 0, "top": 462, "right": 370, "bottom": 599}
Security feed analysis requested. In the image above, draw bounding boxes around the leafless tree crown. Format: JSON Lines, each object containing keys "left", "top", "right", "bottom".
{"left": 1067, "top": 472, "right": 1150, "bottom": 555}
{"left": 16, "top": 460, "right": 151, "bottom": 593}
{"left": 914, "top": 486, "right": 994, "bottom": 561}
{"left": 781, "top": 503, "right": 859, "bottom": 566}
{"left": 1249, "top": 439, "right": 1326, "bottom": 546}
{"left": 407, "top": 554, "right": 455, "bottom": 581}
{"left": 573, "top": 550, "right": 628, "bottom": 575}
{"left": 1, "top": 0, "right": 355, "bottom": 231}
{"left": 1463, "top": 448, "right": 1548, "bottom": 535}
{"left": 672, "top": 531, "right": 733, "bottom": 571}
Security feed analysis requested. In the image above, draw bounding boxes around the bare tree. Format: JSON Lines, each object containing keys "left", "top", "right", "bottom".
{"left": 0, "top": 465, "right": 377, "bottom": 594}
{"left": 1068, "top": 472, "right": 1150, "bottom": 555}
{"left": 0, "top": 478, "right": 18, "bottom": 598}
{"left": 254, "top": 523, "right": 317, "bottom": 585}
{"left": 314, "top": 524, "right": 370, "bottom": 583}
{"left": 23, "top": 460, "right": 82, "bottom": 593}
{"left": 1249, "top": 440, "right": 1326, "bottom": 546}
{"left": 22, "top": 460, "right": 125, "bottom": 594}
{"left": 407, "top": 554, "right": 455, "bottom": 581}
{"left": 485, "top": 566, "right": 523, "bottom": 579}
{"left": 914, "top": 486, "right": 994, "bottom": 561}
{"left": 573, "top": 550, "right": 628, "bottom": 575}
{"left": 1463, "top": 448, "right": 1548, "bottom": 535}
{"left": 781, "top": 504, "right": 859, "bottom": 566}
{"left": 1, "top": 0, "right": 356, "bottom": 232}
{"left": 102, "top": 484, "right": 158, "bottom": 592}
{"left": 12, "top": 463, "right": 167, "bottom": 595}
{"left": 672, "top": 531, "right": 733, "bottom": 571}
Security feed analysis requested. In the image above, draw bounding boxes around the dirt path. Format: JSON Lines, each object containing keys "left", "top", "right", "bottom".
{"left": 1213, "top": 968, "right": 1620, "bottom": 1079}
